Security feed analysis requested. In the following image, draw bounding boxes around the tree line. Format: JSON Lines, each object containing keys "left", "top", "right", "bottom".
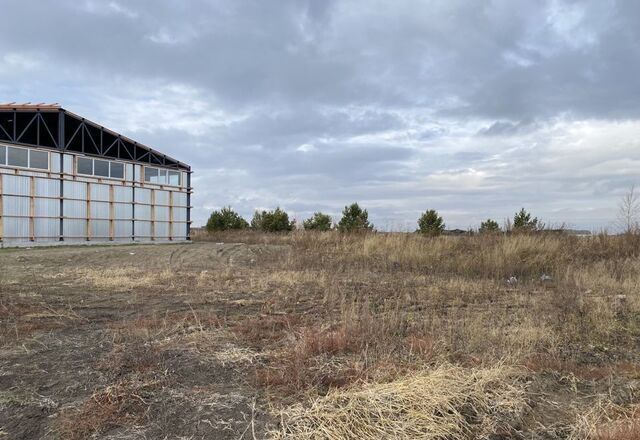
{"left": 205, "top": 203, "right": 542, "bottom": 235}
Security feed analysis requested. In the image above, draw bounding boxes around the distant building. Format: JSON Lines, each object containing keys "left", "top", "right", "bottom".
{"left": 547, "top": 229, "right": 592, "bottom": 236}
{"left": 0, "top": 103, "right": 192, "bottom": 247}
{"left": 443, "top": 229, "right": 471, "bottom": 236}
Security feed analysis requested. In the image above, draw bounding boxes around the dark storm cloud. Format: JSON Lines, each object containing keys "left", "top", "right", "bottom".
{"left": 3, "top": 0, "right": 639, "bottom": 115}
{"left": 2, "top": 0, "right": 640, "bottom": 229}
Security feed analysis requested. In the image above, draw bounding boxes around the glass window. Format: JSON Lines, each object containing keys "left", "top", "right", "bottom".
{"left": 168, "top": 171, "right": 180, "bottom": 186}
{"left": 110, "top": 162, "right": 124, "bottom": 179}
{"left": 77, "top": 157, "right": 93, "bottom": 175}
{"left": 29, "top": 150, "right": 49, "bottom": 170}
{"left": 0, "top": 146, "right": 5, "bottom": 165}
{"left": 158, "top": 169, "right": 167, "bottom": 184}
{"left": 144, "top": 167, "right": 158, "bottom": 183}
{"left": 7, "top": 147, "right": 28, "bottom": 167}
{"left": 94, "top": 159, "right": 109, "bottom": 177}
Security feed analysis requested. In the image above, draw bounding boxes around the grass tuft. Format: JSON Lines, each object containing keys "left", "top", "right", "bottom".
{"left": 271, "top": 364, "right": 527, "bottom": 439}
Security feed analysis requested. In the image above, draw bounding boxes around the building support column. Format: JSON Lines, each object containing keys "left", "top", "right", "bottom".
{"left": 58, "top": 111, "right": 65, "bottom": 241}
{"left": 168, "top": 190, "right": 173, "bottom": 241}
{"left": 186, "top": 171, "right": 192, "bottom": 241}
{"left": 29, "top": 176, "right": 35, "bottom": 242}
{"left": 86, "top": 182, "right": 91, "bottom": 241}
{"left": 131, "top": 182, "right": 136, "bottom": 241}
{"left": 109, "top": 184, "right": 114, "bottom": 241}
{"left": 0, "top": 175, "right": 3, "bottom": 243}
{"left": 150, "top": 188, "right": 156, "bottom": 241}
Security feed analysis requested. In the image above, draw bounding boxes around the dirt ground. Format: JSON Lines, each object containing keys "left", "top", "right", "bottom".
{"left": 1, "top": 234, "right": 639, "bottom": 439}
{"left": 0, "top": 242, "right": 283, "bottom": 439}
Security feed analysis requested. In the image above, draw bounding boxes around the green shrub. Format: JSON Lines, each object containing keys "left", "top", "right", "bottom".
{"left": 417, "top": 209, "right": 445, "bottom": 236}
{"left": 205, "top": 207, "right": 249, "bottom": 232}
{"left": 303, "top": 212, "right": 333, "bottom": 231}
{"left": 337, "top": 203, "right": 374, "bottom": 233}
{"left": 479, "top": 218, "right": 501, "bottom": 234}
{"left": 513, "top": 208, "right": 540, "bottom": 231}
{"left": 251, "top": 207, "right": 295, "bottom": 232}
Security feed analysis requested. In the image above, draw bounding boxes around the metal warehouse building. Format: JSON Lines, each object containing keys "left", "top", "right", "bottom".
{"left": 0, "top": 103, "right": 191, "bottom": 247}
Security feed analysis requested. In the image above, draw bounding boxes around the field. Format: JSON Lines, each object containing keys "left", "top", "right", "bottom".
{"left": 1, "top": 231, "right": 639, "bottom": 439}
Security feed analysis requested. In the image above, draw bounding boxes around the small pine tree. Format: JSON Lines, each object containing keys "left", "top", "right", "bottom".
{"left": 251, "top": 207, "right": 295, "bottom": 232}
{"left": 479, "top": 218, "right": 501, "bottom": 234}
{"left": 205, "top": 207, "right": 249, "bottom": 232}
{"left": 250, "top": 211, "right": 264, "bottom": 230}
{"left": 417, "top": 209, "right": 445, "bottom": 236}
{"left": 337, "top": 203, "right": 373, "bottom": 232}
{"left": 513, "top": 208, "right": 539, "bottom": 231}
{"left": 303, "top": 212, "right": 332, "bottom": 231}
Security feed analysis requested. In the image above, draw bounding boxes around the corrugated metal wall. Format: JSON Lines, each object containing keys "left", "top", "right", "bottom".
{"left": 0, "top": 147, "right": 190, "bottom": 247}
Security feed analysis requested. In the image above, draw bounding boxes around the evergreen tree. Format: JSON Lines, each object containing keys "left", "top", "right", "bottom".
{"left": 479, "top": 218, "right": 501, "bottom": 234}
{"left": 251, "top": 207, "right": 295, "bottom": 232}
{"left": 337, "top": 203, "right": 374, "bottom": 232}
{"left": 303, "top": 212, "right": 333, "bottom": 231}
{"left": 205, "top": 207, "right": 248, "bottom": 231}
{"left": 513, "top": 208, "right": 539, "bottom": 231}
{"left": 417, "top": 209, "right": 445, "bottom": 236}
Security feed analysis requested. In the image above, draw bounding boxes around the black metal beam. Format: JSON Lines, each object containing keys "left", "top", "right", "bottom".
{"left": 0, "top": 120, "right": 11, "bottom": 140}
{"left": 0, "top": 109, "right": 189, "bottom": 171}
{"left": 16, "top": 113, "right": 38, "bottom": 144}
{"left": 39, "top": 113, "right": 58, "bottom": 148}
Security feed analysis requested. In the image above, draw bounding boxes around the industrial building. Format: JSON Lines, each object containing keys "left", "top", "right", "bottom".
{"left": 0, "top": 103, "right": 191, "bottom": 247}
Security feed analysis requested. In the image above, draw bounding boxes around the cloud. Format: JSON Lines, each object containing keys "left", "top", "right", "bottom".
{"left": 1, "top": 0, "right": 639, "bottom": 230}
{"left": 297, "top": 144, "right": 316, "bottom": 153}
{"left": 81, "top": 1, "right": 139, "bottom": 19}
{"left": 0, "top": 52, "right": 41, "bottom": 72}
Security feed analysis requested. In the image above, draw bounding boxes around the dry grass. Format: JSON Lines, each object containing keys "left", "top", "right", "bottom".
{"left": 570, "top": 403, "right": 640, "bottom": 440}
{"left": 3, "top": 231, "right": 640, "bottom": 438}
{"left": 254, "top": 322, "right": 369, "bottom": 392}
{"left": 58, "top": 378, "right": 162, "bottom": 440}
{"left": 593, "top": 421, "right": 640, "bottom": 440}
{"left": 108, "top": 310, "right": 222, "bottom": 343}
{"left": 202, "top": 231, "right": 639, "bottom": 437}
{"left": 524, "top": 354, "right": 640, "bottom": 381}
{"left": 271, "top": 364, "right": 527, "bottom": 439}
{"left": 74, "top": 267, "right": 177, "bottom": 291}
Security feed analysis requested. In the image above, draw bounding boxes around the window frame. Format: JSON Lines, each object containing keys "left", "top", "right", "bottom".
{"left": 77, "top": 157, "right": 94, "bottom": 176}
{"left": 0, "top": 147, "right": 187, "bottom": 183}
{"left": 93, "top": 159, "right": 110, "bottom": 178}
{"left": 7, "top": 146, "right": 30, "bottom": 168}
{"left": 29, "top": 149, "right": 50, "bottom": 170}
{"left": 144, "top": 166, "right": 159, "bottom": 183}
{"left": 143, "top": 166, "right": 181, "bottom": 187}
{"left": 75, "top": 155, "right": 126, "bottom": 180}
{"left": 168, "top": 170, "right": 180, "bottom": 186}
{"left": 0, "top": 145, "right": 50, "bottom": 171}
{"left": 110, "top": 162, "right": 124, "bottom": 179}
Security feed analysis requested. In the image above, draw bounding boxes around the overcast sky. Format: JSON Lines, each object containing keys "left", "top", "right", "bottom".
{"left": 2, "top": 1, "right": 639, "bottom": 230}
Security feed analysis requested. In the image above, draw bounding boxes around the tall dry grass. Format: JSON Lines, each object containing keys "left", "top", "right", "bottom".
{"left": 200, "top": 228, "right": 640, "bottom": 278}
{"left": 23, "top": 230, "right": 637, "bottom": 439}
{"left": 271, "top": 364, "right": 527, "bottom": 439}
{"left": 225, "top": 231, "right": 638, "bottom": 438}
{"left": 201, "top": 230, "right": 639, "bottom": 387}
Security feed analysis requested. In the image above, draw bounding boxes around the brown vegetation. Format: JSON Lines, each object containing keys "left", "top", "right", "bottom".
{"left": 1, "top": 231, "right": 639, "bottom": 438}
{"left": 59, "top": 378, "right": 162, "bottom": 440}
{"left": 272, "top": 365, "right": 527, "bottom": 440}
